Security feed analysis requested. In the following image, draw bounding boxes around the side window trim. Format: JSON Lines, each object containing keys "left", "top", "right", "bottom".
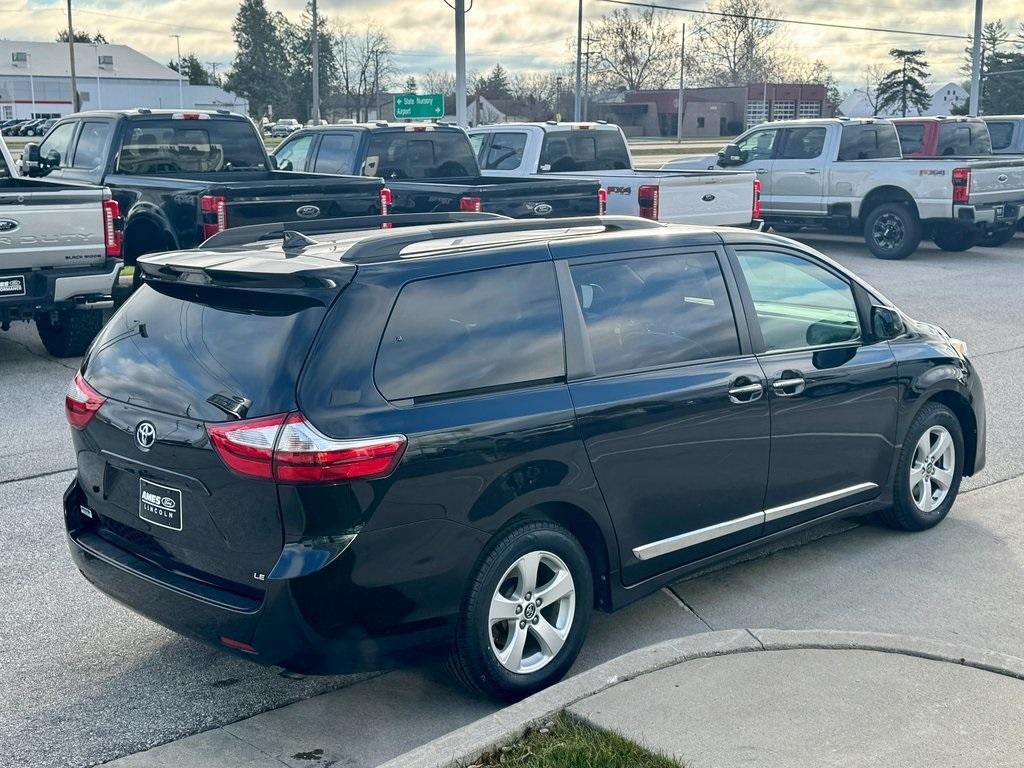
{"left": 725, "top": 244, "right": 867, "bottom": 356}
{"left": 560, "top": 245, "right": 749, "bottom": 382}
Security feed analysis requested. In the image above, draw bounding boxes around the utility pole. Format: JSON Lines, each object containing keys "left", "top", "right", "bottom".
{"left": 311, "top": 0, "right": 320, "bottom": 124}
{"left": 66, "top": 0, "right": 80, "bottom": 112}
{"left": 676, "top": 23, "right": 686, "bottom": 140}
{"left": 170, "top": 35, "right": 184, "bottom": 108}
{"left": 92, "top": 42, "right": 101, "bottom": 109}
{"left": 27, "top": 53, "right": 36, "bottom": 116}
{"left": 573, "top": 0, "right": 583, "bottom": 121}
{"left": 582, "top": 36, "right": 592, "bottom": 121}
{"left": 969, "top": 0, "right": 983, "bottom": 115}
{"left": 454, "top": 0, "right": 467, "bottom": 127}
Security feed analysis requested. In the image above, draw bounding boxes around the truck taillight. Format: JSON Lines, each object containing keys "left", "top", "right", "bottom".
{"left": 952, "top": 167, "right": 971, "bottom": 204}
{"left": 102, "top": 199, "right": 121, "bottom": 258}
{"left": 380, "top": 187, "right": 393, "bottom": 228}
{"left": 752, "top": 178, "right": 762, "bottom": 220}
{"left": 200, "top": 195, "right": 227, "bottom": 239}
{"left": 65, "top": 372, "right": 105, "bottom": 430}
{"left": 598, "top": 188, "right": 608, "bottom": 215}
{"left": 207, "top": 412, "right": 407, "bottom": 484}
{"left": 459, "top": 196, "right": 482, "bottom": 213}
{"left": 638, "top": 184, "right": 660, "bottom": 221}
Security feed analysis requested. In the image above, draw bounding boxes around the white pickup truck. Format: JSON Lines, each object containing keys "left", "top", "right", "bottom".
{"left": 0, "top": 138, "right": 120, "bottom": 356}
{"left": 984, "top": 116, "right": 1024, "bottom": 155}
{"left": 467, "top": 122, "right": 760, "bottom": 228}
{"left": 664, "top": 118, "right": 1024, "bottom": 257}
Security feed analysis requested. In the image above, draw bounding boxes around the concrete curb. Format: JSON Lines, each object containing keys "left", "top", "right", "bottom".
{"left": 380, "top": 628, "right": 1024, "bottom": 768}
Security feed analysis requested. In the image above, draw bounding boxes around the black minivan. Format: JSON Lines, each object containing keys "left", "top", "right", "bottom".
{"left": 64, "top": 214, "right": 985, "bottom": 700}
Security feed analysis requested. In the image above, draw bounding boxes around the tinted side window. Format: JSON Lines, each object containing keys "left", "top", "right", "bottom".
{"left": 38, "top": 122, "right": 76, "bottom": 169}
{"left": 313, "top": 132, "right": 358, "bottom": 174}
{"left": 838, "top": 125, "right": 901, "bottom": 160}
{"left": 735, "top": 128, "right": 779, "bottom": 162}
{"left": 72, "top": 121, "right": 111, "bottom": 170}
{"left": 274, "top": 134, "right": 314, "bottom": 171}
{"left": 986, "top": 121, "right": 1014, "bottom": 151}
{"left": 937, "top": 123, "right": 991, "bottom": 155}
{"left": 895, "top": 124, "right": 924, "bottom": 155}
{"left": 736, "top": 250, "right": 861, "bottom": 351}
{"left": 778, "top": 127, "right": 826, "bottom": 160}
{"left": 482, "top": 132, "right": 528, "bottom": 170}
{"left": 375, "top": 262, "right": 564, "bottom": 401}
{"left": 570, "top": 252, "right": 740, "bottom": 377}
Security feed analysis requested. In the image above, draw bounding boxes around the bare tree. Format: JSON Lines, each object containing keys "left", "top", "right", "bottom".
{"left": 420, "top": 69, "right": 457, "bottom": 96}
{"left": 335, "top": 23, "right": 397, "bottom": 120}
{"left": 860, "top": 64, "right": 887, "bottom": 115}
{"left": 585, "top": 7, "right": 680, "bottom": 92}
{"left": 689, "top": 0, "right": 790, "bottom": 87}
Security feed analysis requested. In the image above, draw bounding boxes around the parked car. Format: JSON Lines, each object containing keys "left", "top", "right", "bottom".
{"left": 22, "top": 118, "right": 56, "bottom": 137}
{"left": 0, "top": 129, "right": 120, "bottom": 356}
{"left": 21, "top": 109, "right": 387, "bottom": 286}
{"left": 891, "top": 116, "right": 993, "bottom": 158}
{"left": 270, "top": 119, "right": 301, "bottom": 138}
{"left": 469, "top": 122, "right": 760, "bottom": 227}
{"left": 63, "top": 212, "right": 984, "bottom": 700}
{"left": 982, "top": 116, "right": 1024, "bottom": 155}
{"left": 1, "top": 119, "right": 29, "bottom": 135}
{"left": 665, "top": 118, "right": 1024, "bottom": 257}
{"left": 273, "top": 122, "right": 604, "bottom": 219}
{"left": 14, "top": 119, "right": 45, "bottom": 136}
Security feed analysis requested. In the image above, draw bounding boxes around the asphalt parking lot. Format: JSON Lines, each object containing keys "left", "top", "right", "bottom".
{"left": 3, "top": 233, "right": 1023, "bottom": 767}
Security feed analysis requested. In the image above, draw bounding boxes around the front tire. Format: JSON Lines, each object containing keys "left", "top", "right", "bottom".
{"left": 35, "top": 308, "right": 104, "bottom": 358}
{"left": 932, "top": 223, "right": 977, "bottom": 252}
{"left": 449, "top": 520, "right": 592, "bottom": 701}
{"left": 864, "top": 202, "right": 921, "bottom": 260}
{"left": 879, "top": 403, "right": 964, "bottom": 532}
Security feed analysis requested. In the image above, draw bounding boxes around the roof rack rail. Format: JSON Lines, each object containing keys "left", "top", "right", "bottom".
{"left": 200, "top": 212, "right": 509, "bottom": 250}
{"left": 343, "top": 215, "right": 664, "bottom": 263}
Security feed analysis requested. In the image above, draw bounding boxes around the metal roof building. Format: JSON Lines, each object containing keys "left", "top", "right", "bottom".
{"left": 0, "top": 40, "right": 247, "bottom": 120}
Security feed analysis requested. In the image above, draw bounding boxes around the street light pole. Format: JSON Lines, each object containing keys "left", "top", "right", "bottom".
{"left": 170, "top": 34, "right": 184, "bottom": 108}
{"left": 454, "top": 0, "right": 467, "bottom": 128}
{"left": 573, "top": 0, "right": 583, "bottom": 121}
{"left": 968, "top": 0, "right": 983, "bottom": 115}
{"left": 27, "top": 53, "right": 36, "bottom": 117}
{"left": 676, "top": 23, "right": 686, "bottom": 140}
{"left": 311, "top": 0, "right": 320, "bottom": 124}
{"left": 66, "top": 0, "right": 80, "bottom": 112}
{"left": 92, "top": 42, "right": 101, "bottom": 109}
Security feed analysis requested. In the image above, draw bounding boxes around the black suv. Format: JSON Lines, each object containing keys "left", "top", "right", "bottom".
{"left": 63, "top": 214, "right": 985, "bottom": 700}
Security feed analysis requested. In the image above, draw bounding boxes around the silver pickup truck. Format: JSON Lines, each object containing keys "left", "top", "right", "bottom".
{"left": 664, "top": 118, "right": 1024, "bottom": 258}
{"left": 1, "top": 138, "right": 120, "bottom": 356}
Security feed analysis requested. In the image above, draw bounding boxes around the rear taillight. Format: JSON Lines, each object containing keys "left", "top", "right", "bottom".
{"left": 459, "top": 195, "right": 482, "bottom": 213}
{"left": 200, "top": 194, "right": 227, "bottom": 240}
{"left": 597, "top": 188, "right": 607, "bottom": 215}
{"left": 207, "top": 412, "right": 407, "bottom": 484}
{"left": 380, "top": 187, "right": 393, "bottom": 228}
{"left": 752, "top": 178, "right": 762, "bottom": 220}
{"left": 638, "top": 184, "right": 660, "bottom": 221}
{"left": 952, "top": 167, "right": 971, "bottom": 204}
{"left": 102, "top": 199, "right": 121, "bottom": 258}
{"left": 65, "top": 372, "right": 105, "bottom": 430}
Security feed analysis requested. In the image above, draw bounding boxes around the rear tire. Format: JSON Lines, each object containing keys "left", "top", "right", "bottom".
{"left": 932, "top": 223, "right": 977, "bottom": 252}
{"left": 35, "top": 308, "right": 104, "bottom": 358}
{"left": 878, "top": 403, "right": 964, "bottom": 532}
{"left": 864, "top": 202, "right": 921, "bottom": 260}
{"left": 976, "top": 227, "right": 1015, "bottom": 248}
{"left": 448, "top": 520, "right": 592, "bottom": 701}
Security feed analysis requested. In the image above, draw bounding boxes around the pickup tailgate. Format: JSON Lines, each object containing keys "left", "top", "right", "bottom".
{"left": 963, "top": 159, "right": 1024, "bottom": 208}
{"left": 210, "top": 174, "right": 384, "bottom": 230}
{"left": 388, "top": 176, "right": 602, "bottom": 218}
{"left": 623, "top": 169, "right": 754, "bottom": 226}
{"left": 0, "top": 181, "right": 109, "bottom": 269}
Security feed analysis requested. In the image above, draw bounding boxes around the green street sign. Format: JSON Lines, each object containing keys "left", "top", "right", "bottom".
{"left": 393, "top": 94, "right": 444, "bottom": 120}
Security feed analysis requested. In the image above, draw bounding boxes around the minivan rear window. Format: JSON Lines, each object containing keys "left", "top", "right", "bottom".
{"left": 84, "top": 285, "right": 327, "bottom": 421}
{"left": 375, "top": 262, "right": 564, "bottom": 401}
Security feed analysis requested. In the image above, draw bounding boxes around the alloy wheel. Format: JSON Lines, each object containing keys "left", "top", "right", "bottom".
{"left": 910, "top": 425, "right": 955, "bottom": 513}
{"left": 872, "top": 213, "right": 906, "bottom": 251}
{"left": 488, "top": 550, "right": 576, "bottom": 674}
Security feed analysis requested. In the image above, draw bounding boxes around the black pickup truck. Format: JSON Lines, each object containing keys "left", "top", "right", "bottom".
{"left": 271, "top": 123, "right": 604, "bottom": 218}
{"left": 20, "top": 110, "right": 387, "bottom": 276}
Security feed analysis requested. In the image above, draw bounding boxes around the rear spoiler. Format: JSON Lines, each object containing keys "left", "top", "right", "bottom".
{"left": 200, "top": 212, "right": 510, "bottom": 250}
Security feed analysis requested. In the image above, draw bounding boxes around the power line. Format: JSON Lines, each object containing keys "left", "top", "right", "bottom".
{"left": 597, "top": 0, "right": 971, "bottom": 41}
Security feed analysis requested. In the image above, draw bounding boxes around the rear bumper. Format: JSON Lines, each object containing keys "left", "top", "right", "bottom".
{"left": 0, "top": 260, "right": 120, "bottom": 319}
{"left": 953, "top": 199, "right": 1024, "bottom": 226}
{"left": 64, "top": 478, "right": 482, "bottom": 673}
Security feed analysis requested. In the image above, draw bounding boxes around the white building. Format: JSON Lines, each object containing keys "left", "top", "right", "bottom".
{"left": 0, "top": 40, "right": 247, "bottom": 120}
{"left": 839, "top": 81, "right": 969, "bottom": 118}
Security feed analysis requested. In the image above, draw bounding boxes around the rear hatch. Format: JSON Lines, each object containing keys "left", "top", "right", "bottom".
{"left": 74, "top": 249, "right": 351, "bottom": 596}
{"left": 961, "top": 158, "right": 1024, "bottom": 208}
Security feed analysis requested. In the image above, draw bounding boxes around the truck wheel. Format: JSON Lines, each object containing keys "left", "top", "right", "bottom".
{"left": 932, "top": 223, "right": 977, "bottom": 252}
{"left": 864, "top": 203, "right": 921, "bottom": 260}
{"left": 35, "top": 309, "right": 104, "bottom": 358}
{"left": 976, "top": 227, "right": 1015, "bottom": 248}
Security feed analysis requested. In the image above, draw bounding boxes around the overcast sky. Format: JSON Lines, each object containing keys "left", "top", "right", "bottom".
{"left": 4, "top": 0, "right": 1023, "bottom": 91}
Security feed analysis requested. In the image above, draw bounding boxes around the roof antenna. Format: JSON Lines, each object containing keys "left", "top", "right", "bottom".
{"left": 282, "top": 230, "right": 318, "bottom": 256}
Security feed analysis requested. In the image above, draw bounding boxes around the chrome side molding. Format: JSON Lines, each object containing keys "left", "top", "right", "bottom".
{"left": 631, "top": 482, "right": 879, "bottom": 561}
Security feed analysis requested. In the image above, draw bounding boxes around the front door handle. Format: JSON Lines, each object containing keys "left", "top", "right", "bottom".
{"left": 804, "top": 169, "right": 820, "bottom": 175}
{"left": 728, "top": 377, "right": 764, "bottom": 404}
{"left": 772, "top": 372, "right": 806, "bottom": 396}
{"left": 755, "top": 168, "right": 768, "bottom": 174}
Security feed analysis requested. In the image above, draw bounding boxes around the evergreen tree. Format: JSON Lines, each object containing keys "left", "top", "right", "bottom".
{"left": 56, "top": 29, "right": 107, "bottom": 43}
{"left": 404, "top": 76, "right": 417, "bottom": 94}
{"left": 877, "top": 49, "right": 931, "bottom": 117}
{"left": 483, "top": 64, "right": 512, "bottom": 100}
{"left": 980, "top": 51, "right": 1024, "bottom": 114}
{"left": 282, "top": 1, "right": 340, "bottom": 122}
{"left": 169, "top": 54, "right": 213, "bottom": 86}
{"left": 225, "top": 0, "right": 290, "bottom": 118}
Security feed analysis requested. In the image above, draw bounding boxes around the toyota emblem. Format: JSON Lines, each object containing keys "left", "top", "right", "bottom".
{"left": 135, "top": 421, "right": 156, "bottom": 451}
{"left": 296, "top": 205, "right": 321, "bottom": 219}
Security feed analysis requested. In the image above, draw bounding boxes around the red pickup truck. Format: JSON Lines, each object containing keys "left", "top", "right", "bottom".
{"left": 892, "top": 117, "right": 993, "bottom": 158}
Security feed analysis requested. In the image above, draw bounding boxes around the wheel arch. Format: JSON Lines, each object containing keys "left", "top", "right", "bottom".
{"left": 921, "top": 389, "right": 979, "bottom": 476}
{"left": 121, "top": 211, "right": 177, "bottom": 265}
{"left": 859, "top": 186, "right": 920, "bottom": 222}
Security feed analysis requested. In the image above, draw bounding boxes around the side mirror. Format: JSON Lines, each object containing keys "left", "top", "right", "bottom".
{"left": 268, "top": 155, "right": 279, "bottom": 170}
{"left": 717, "top": 144, "right": 745, "bottom": 167}
{"left": 276, "top": 157, "right": 293, "bottom": 172}
{"left": 871, "top": 305, "right": 906, "bottom": 341}
{"left": 22, "top": 143, "right": 42, "bottom": 176}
